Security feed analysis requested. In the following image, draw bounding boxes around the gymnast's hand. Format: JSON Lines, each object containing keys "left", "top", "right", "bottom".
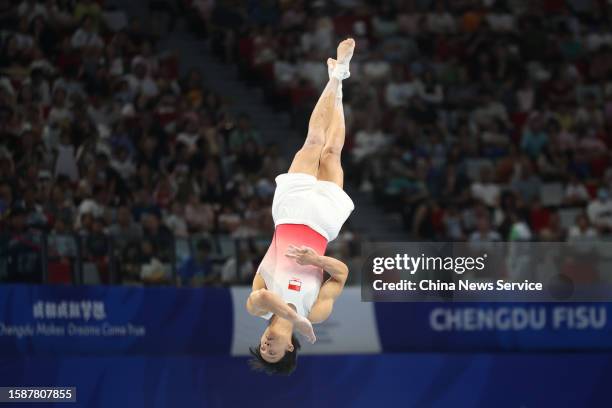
{"left": 285, "top": 245, "right": 320, "bottom": 266}
{"left": 292, "top": 313, "right": 316, "bottom": 344}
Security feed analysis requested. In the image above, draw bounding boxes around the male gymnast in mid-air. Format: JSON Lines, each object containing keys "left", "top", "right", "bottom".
{"left": 246, "top": 39, "right": 356, "bottom": 375}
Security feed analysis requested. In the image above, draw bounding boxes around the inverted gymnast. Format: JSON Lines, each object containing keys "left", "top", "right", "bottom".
{"left": 246, "top": 39, "right": 356, "bottom": 375}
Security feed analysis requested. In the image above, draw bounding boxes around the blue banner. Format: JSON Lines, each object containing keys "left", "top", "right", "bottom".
{"left": 0, "top": 285, "right": 233, "bottom": 355}
{"left": 375, "top": 302, "right": 612, "bottom": 352}
{"left": 1, "top": 285, "right": 612, "bottom": 355}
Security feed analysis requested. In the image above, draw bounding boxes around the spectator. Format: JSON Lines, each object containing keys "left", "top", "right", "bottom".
{"left": 564, "top": 175, "right": 590, "bottom": 205}
{"left": 385, "top": 66, "right": 419, "bottom": 108}
{"left": 587, "top": 188, "right": 612, "bottom": 232}
{"left": 77, "top": 185, "right": 107, "bottom": 222}
{"left": 539, "top": 210, "right": 566, "bottom": 241}
{"left": 176, "top": 116, "right": 200, "bottom": 151}
{"left": 469, "top": 216, "right": 502, "bottom": 243}
{"left": 352, "top": 120, "right": 388, "bottom": 163}
{"left": 48, "top": 216, "right": 77, "bottom": 258}
{"left": 124, "top": 57, "right": 159, "bottom": 99}
{"left": 235, "top": 139, "right": 263, "bottom": 174}
{"left": 141, "top": 212, "right": 174, "bottom": 262}
{"left": 229, "top": 113, "right": 261, "bottom": 153}
{"left": 568, "top": 213, "right": 598, "bottom": 242}
{"left": 4, "top": 206, "right": 43, "bottom": 283}
{"left": 165, "top": 202, "right": 188, "bottom": 238}
{"left": 54, "top": 129, "right": 79, "bottom": 182}
{"left": 84, "top": 217, "right": 110, "bottom": 282}
{"left": 471, "top": 166, "right": 500, "bottom": 208}
{"left": 71, "top": 15, "right": 104, "bottom": 50}
{"left": 261, "top": 143, "right": 288, "bottom": 177}
{"left": 138, "top": 239, "right": 168, "bottom": 284}
{"left": 107, "top": 205, "right": 142, "bottom": 251}
{"left": 521, "top": 114, "right": 549, "bottom": 158}
{"left": 110, "top": 146, "right": 136, "bottom": 181}
{"left": 427, "top": 2, "right": 456, "bottom": 34}
{"left": 472, "top": 91, "right": 509, "bottom": 130}
{"left": 178, "top": 239, "right": 213, "bottom": 286}
{"left": 220, "top": 246, "right": 255, "bottom": 284}
{"left": 442, "top": 205, "right": 465, "bottom": 241}
{"left": 511, "top": 162, "right": 542, "bottom": 205}
{"left": 184, "top": 193, "right": 215, "bottom": 233}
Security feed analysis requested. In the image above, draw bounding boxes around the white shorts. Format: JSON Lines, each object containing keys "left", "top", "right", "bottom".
{"left": 272, "top": 173, "right": 355, "bottom": 242}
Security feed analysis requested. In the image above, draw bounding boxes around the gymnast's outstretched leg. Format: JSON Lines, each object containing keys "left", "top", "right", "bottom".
{"left": 288, "top": 38, "right": 355, "bottom": 176}
{"left": 317, "top": 58, "right": 348, "bottom": 188}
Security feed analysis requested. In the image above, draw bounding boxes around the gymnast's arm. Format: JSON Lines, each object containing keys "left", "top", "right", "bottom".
{"left": 284, "top": 245, "right": 349, "bottom": 324}
{"left": 246, "top": 273, "right": 298, "bottom": 320}
{"left": 246, "top": 272, "right": 317, "bottom": 343}
{"left": 307, "top": 257, "right": 348, "bottom": 323}
{"left": 247, "top": 289, "right": 300, "bottom": 321}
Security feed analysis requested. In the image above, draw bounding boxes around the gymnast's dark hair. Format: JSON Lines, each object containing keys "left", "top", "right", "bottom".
{"left": 248, "top": 335, "right": 301, "bottom": 376}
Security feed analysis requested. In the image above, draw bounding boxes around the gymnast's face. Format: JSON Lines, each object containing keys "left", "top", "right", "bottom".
{"left": 259, "top": 326, "right": 294, "bottom": 363}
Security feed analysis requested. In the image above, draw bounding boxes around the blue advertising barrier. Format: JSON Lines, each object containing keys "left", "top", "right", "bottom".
{"left": 375, "top": 302, "right": 612, "bottom": 352}
{"left": 0, "top": 285, "right": 233, "bottom": 355}
{"left": 1, "top": 285, "right": 612, "bottom": 355}
{"left": 1, "top": 285, "right": 612, "bottom": 407}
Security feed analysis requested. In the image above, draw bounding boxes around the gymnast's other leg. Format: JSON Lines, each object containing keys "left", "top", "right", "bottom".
{"left": 288, "top": 38, "right": 355, "bottom": 177}
{"left": 317, "top": 58, "right": 348, "bottom": 189}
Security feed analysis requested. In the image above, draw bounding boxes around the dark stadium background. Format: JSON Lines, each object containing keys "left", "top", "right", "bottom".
{"left": 1, "top": 0, "right": 612, "bottom": 406}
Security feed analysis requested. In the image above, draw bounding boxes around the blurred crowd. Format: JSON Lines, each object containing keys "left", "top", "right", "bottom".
{"left": 201, "top": 0, "right": 612, "bottom": 244}
{"left": 0, "top": 0, "right": 288, "bottom": 284}
{"left": 4, "top": 0, "right": 612, "bottom": 285}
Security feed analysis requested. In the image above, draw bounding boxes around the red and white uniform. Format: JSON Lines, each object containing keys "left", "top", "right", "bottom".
{"left": 257, "top": 172, "right": 354, "bottom": 319}
{"left": 258, "top": 224, "right": 328, "bottom": 319}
